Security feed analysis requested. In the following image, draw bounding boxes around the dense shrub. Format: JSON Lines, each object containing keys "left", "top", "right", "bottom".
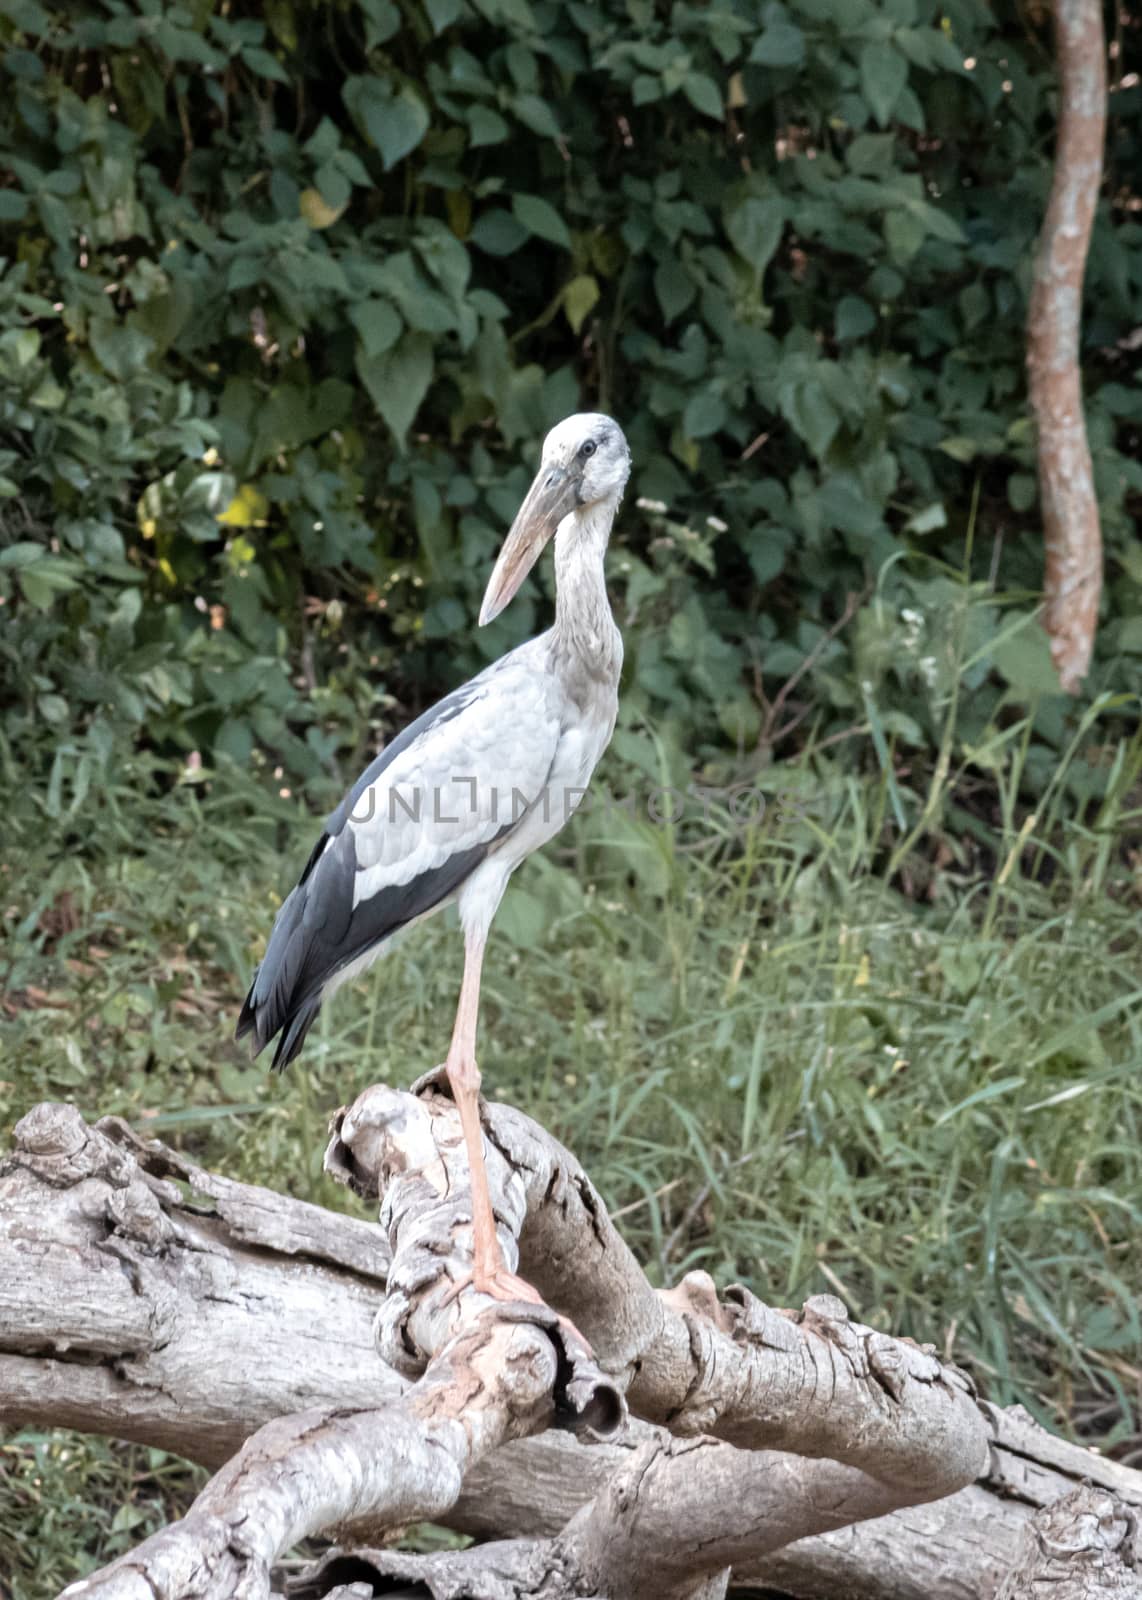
{"left": 1, "top": 0, "right": 1140, "bottom": 818}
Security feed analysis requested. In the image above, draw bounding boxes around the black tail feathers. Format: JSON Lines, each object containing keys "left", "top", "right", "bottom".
{"left": 235, "top": 970, "right": 323, "bottom": 1074}
{"left": 269, "top": 994, "right": 322, "bottom": 1071}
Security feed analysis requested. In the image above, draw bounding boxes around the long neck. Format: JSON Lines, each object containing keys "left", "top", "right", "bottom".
{"left": 553, "top": 500, "right": 620, "bottom": 677}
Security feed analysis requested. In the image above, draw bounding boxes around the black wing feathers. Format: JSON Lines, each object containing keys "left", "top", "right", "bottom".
{"left": 236, "top": 683, "right": 487, "bottom": 1072}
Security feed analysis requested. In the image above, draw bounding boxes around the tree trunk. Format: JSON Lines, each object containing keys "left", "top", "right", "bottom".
{"left": 2, "top": 1089, "right": 1139, "bottom": 1599}
{"left": 1026, "top": 0, "right": 1107, "bottom": 693}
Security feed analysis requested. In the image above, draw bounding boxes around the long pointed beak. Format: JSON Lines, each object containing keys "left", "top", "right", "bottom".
{"left": 479, "top": 466, "right": 580, "bottom": 626}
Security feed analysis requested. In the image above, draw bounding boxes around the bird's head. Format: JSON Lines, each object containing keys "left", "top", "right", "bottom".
{"left": 479, "top": 413, "right": 630, "bottom": 626}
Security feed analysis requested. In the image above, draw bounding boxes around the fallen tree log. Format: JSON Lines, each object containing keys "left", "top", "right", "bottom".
{"left": 1, "top": 1088, "right": 1139, "bottom": 1598}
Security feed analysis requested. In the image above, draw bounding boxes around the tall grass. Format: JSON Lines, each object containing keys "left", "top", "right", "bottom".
{"left": 2, "top": 705, "right": 1141, "bottom": 1594}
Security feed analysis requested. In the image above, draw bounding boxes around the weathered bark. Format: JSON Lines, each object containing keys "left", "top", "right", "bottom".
{"left": 2, "top": 1091, "right": 1139, "bottom": 1599}
{"left": 290, "top": 1428, "right": 1142, "bottom": 1600}
{"left": 48, "top": 1088, "right": 621, "bottom": 1600}
{"left": 0, "top": 1102, "right": 401, "bottom": 1465}
{"left": 995, "top": 1485, "right": 1142, "bottom": 1599}
{"left": 1026, "top": 0, "right": 1107, "bottom": 693}
{"left": 554, "top": 1434, "right": 936, "bottom": 1600}
{"left": 328, "top": 1085, "right": 986, "bottom": 1500}
{"left": 454, "top": 1408, "right": 1142, "bottom": 1600}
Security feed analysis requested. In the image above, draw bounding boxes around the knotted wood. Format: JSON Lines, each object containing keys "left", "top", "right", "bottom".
{"left": 1, "top": 1089, "right": 1137, "bottom": 1598}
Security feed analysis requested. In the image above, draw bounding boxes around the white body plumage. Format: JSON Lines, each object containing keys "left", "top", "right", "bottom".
{"left": 238, "top": 414, "right": 629, "bottom": 1069}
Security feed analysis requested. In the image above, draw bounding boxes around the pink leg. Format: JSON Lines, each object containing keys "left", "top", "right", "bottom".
{"left": 445, "top": 929, "right": 541, "bottom": 1304}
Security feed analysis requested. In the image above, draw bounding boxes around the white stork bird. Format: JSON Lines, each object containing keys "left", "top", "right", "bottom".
{"left": 237, "top": 412, "right": 630, "bottom": 1302}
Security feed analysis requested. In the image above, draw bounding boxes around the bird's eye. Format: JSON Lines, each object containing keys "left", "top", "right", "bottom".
{"left": 579, "top": 440, "right": 597, "bottom": 459}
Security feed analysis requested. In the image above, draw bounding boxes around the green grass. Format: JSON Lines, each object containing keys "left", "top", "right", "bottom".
{"left": 2, "top": 727, "right": 1142, "bottom": 1596}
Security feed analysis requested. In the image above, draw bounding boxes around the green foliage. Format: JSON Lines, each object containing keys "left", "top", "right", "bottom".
{"left": 1, "top": 0, "right": 1140, "bottom": 816}
{"left": 0, "top": 1434, "right": 205, "bottom": 1598}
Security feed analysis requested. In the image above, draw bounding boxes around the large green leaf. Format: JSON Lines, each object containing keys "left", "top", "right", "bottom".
{"left": 750, "top": 21, "right": 805, "bottom": 67}
{"left": 425, "top": 0, "right": 463, "bottom": 29}
{"left": 563, "top": 274, "right": 600, "bottom": 333}
{"left": 356, "top": 332, "right": 434, "bottom": 447}
{"left": 349, "top": 298, "right": 403, "bottom": 358}
{"left": 991, "top": 618, "right": 1064, "bottom": 697}
{"left": 471, "top": 209, "right": 529, "bottom": 254}
{"left": 88, "top": 319, "right": 154, "bottom": 379}
{"left": 654, "top": 257, "right": 696, "bottom": 322}
{"left": 512, "top": 193, "right": 572, "bottom": 250}
{"left": 859, "top": 42, "right": 908, "bottom": 128}
{"left": 345, "top": 76, "right": 429, "bottom": 170}
{"left": 834, "top": 295, "right": 876, "bottom": 341}
{"left": 683, "top": 72, "right": 723, "bottom": 119}
{"left": 779, "top": 379, "right": 840, "bottom": 458}
{"left": 723, "top": 195, "right": 785, "bottom": 279}
{"left": 468, "top": 105, "right": 509, "bottom": 146}
{"left": 683, "top": 390, "right": 726, "bottom": 439}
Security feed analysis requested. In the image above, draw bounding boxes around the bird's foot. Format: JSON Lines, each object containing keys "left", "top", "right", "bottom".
{"left": 474, "top": 1262, "right": 546, "bottom": 1307}
{"left": 440, "top": 1262, "right": 543, "bottom": 1309}
{"left": 441, "top": 1263, "right": 593, "bottom": 1356}
{"left": 477, "top": 1262, "right": 595, "bottom": 1357}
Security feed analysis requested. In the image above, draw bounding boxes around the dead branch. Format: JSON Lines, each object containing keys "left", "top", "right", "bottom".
{"left": 2, "top": 1091, "right": 1139, "bottom": 1599}
{"left": 49, "top": 1087, "right": 621, "bottom": 1600}
{"left": 1026, "top": 0, "right": 1107, "bottom": 693}
{"left": 0, "top": 1101, "right": 401, "bottom": 1466}
{"left": 388, "top": 1088, "right": 984, "bottom": 1502}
